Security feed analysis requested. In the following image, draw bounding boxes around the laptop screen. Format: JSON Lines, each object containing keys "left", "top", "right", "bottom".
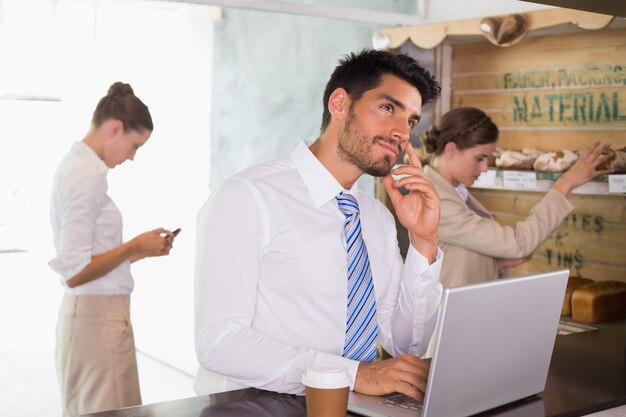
{"left": 424, "top": 269, "right": 568, "bottom": 417}
{"left": 348, "top": 269, "right": 568, "bottom": 417}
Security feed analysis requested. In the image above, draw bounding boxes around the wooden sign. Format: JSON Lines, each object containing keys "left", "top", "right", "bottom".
{"left": 471, "top": 186, "right": 626, "bottom": 283}
{"left": 452, "top": 28, "right": 626, "bottom": 150}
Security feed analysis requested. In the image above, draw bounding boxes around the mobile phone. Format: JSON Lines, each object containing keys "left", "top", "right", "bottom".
{"left": 161, "top": 228, "right": 181, "bottom": 238}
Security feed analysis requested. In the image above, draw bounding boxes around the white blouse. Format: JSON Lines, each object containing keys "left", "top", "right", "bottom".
{"left": 49, "top": 141, "right": 133, "bottom": 295}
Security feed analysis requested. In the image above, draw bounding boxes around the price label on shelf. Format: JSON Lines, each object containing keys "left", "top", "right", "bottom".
{"left": 473, "top": 169, "right": 497, "bottom": 187}
{"left": 608, "top": 175, "right": 626, "bottom": 194}
{"left": 503, "top": 171, "right": 537, "bottom": 190}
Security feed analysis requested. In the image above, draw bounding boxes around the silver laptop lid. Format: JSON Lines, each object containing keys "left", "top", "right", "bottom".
{"left": 422, "top": 269, "right": 568, "bottom": 417}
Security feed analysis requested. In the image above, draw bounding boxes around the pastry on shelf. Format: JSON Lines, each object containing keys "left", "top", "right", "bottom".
{"left": 609, "top": 147, "right": 626, "bottom": 173}
{"left": 596, "top": 146, "right": 626, "bottom": 173}
{"left": 495, "top": 149, "right": 536, "bottom": 170}
{"left": 597, "top": 147, "right": 616, "bottom": 170}
{"left": 520, "top": 147, "right": 542, "bottom": 160}
{"left": 488, "top": 147, "right": 504, "bottom": 167}
{"left": 533, "top": 150, "right": 578, "bottom": 173}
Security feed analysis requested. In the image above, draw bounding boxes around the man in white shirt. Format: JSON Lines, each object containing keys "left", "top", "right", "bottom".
{"left": 195, "top": 49, "right": 443, "bottom": 402}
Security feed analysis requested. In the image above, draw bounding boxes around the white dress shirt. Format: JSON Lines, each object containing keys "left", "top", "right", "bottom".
{"left": 194, "top": 141, "right": 443, "bottom": 395}
{"left": 49, "top": 141, "right": 133, "bottom": 295}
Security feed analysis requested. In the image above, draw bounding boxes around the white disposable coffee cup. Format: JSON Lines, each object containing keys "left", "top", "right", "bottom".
{"left": 302, "top": 364, "right": 352, "bottom": 417}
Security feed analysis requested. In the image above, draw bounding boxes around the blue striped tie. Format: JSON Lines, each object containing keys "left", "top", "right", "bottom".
{"left": 336, "top": 192, "right": 378, "bottom": 362}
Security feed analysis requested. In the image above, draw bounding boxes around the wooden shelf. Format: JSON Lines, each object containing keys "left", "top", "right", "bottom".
{"left": 470, "top": 169, "right": 623, "bottom": 196}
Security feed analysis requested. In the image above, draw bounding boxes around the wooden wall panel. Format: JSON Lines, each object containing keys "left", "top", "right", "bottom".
{"left": 506, "top": 258, "right": 626, "bottom": 283}
{"left": 495, "top": 213, "right": 626, "bottom": 246}
{"left": 472, "top": 188, "right": 626, "bottom": 283}
{"left": 476, "top": 189, "right": 626, "bottom": 222}
{"left": 452, "top": 29, "right": 626, "bottom": 74}
{"left": 452, "top": 28, "right": 626, "bottom": 152}
{"left": 496, "top": 131, "right": 626, "bottom": 153}
{"left": 452, "top": 87, "right": 626, "bottom": 128}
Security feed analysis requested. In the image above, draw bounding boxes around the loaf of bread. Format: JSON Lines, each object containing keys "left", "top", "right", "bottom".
{"left": 533, "top": 150, "right": 578, "bottom": 173}
{"left": 596, "top": 146, "right": 626, "bottom": 173}
{"left": 488, "top": 147, "right": 504, "bottom": 167}
{"left": 611, "top": 147, "right": 626, "bottom": 173}
{"left": 561, "top": 276, "right": 593, "bottom": 316}
{"left": 597, "top": 148, "right": 616, "bottom": 170}
{"left": 571, "top": 280, "right": 626, "bottom": 323}
{"left": 521, "top": 147, "right": 542, "bottom": 160}
{"left": 495, "top": 150, "right": 536, "bottom": 170}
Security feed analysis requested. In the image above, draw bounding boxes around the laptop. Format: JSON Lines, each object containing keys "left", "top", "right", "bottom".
{"left": 348, "top": 269, "right": 569, "bottom": 417}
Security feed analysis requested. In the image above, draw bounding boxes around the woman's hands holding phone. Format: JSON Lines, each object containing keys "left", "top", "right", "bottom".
{"left": 129, "top": 227, "right": 180, "bottom": 262}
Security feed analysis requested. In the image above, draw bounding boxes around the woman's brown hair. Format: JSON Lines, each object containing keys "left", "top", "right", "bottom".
{"left": 91, "top": 82, "right": 153, "bottom": 132}
{"left": 421, "top": 107, "right": 498, "bottom": 156}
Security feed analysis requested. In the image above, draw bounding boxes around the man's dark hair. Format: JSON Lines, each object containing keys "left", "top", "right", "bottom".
{"left": 320, "top": 49, "right": 441, "bottom": 133}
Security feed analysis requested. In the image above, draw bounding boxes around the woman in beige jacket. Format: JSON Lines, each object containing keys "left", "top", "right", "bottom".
{"left": 422, "top": 107, "right": 613, "bottom": 288}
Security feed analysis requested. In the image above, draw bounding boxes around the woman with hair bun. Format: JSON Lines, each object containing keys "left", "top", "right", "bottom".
{"left": 49, "top": 82, "right": 178, "bottom": 416}
{"left": 422, "top": 107, "right": 613, "bottom": 288}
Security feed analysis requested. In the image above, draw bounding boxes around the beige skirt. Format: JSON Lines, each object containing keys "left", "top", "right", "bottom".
{"left": 56, "top": 294, "right": 141, "bottom": 417}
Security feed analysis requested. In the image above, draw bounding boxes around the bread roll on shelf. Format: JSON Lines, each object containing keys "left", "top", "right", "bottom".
{"left": 495, "top": 149, "right": 536, "bottom": 170}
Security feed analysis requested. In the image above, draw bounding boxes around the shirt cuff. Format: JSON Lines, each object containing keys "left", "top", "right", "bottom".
{"left": 48, "top": 257, "right": 61, "bottom": 274}
{"left": 404, "top": 246, "right": 443, "bottom": 287}
{"left": 403, "top": 247, "right": 444, "bottom": 356}
{"left": 49, "top": 251, "right": 92, "bottom": 282}
{"left": 310, "top": 351, "right": 360, "bottom": 391}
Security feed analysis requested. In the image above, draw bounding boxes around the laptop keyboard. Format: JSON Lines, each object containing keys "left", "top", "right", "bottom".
{"left": 379, "top": 393, "right": 424, "bottom": 414}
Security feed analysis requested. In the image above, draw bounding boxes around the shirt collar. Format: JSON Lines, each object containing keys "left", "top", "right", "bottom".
{"left": 291, "top": 141, "right": 359, "bottom": 209}
{"left": 455, "top": 184, "right": 469, "bottom": 203}
{"left": 74, "top": 141, "right": 109, "bottom": 175}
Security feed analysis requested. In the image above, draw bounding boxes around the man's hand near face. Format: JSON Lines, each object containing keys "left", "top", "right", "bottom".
{"left": 382, "top": 142, "right": 440, "bottom": 264}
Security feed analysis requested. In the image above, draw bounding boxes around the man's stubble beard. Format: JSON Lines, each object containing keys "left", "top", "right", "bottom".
{"left": 337, "top": 109, "right": 399, "bottom": 177}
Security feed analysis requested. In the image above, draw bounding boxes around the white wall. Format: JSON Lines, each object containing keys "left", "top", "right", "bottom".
{"left": 0, "top": 0, "right": 216, "bottom": 411}
{"left": 101, "top": 2, "right": 217, "bottom": 377}
{"left": 52, "top": 0, "right": 217, "bottom": 378}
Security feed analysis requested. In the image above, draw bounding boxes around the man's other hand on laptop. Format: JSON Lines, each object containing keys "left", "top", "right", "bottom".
{"left": 354, "top": 354, "right": 429, "bottom": 401}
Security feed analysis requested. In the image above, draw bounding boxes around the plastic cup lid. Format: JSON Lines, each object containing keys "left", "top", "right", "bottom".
{"left": 302, "top": 364, "right": 352, "bottom": 389}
